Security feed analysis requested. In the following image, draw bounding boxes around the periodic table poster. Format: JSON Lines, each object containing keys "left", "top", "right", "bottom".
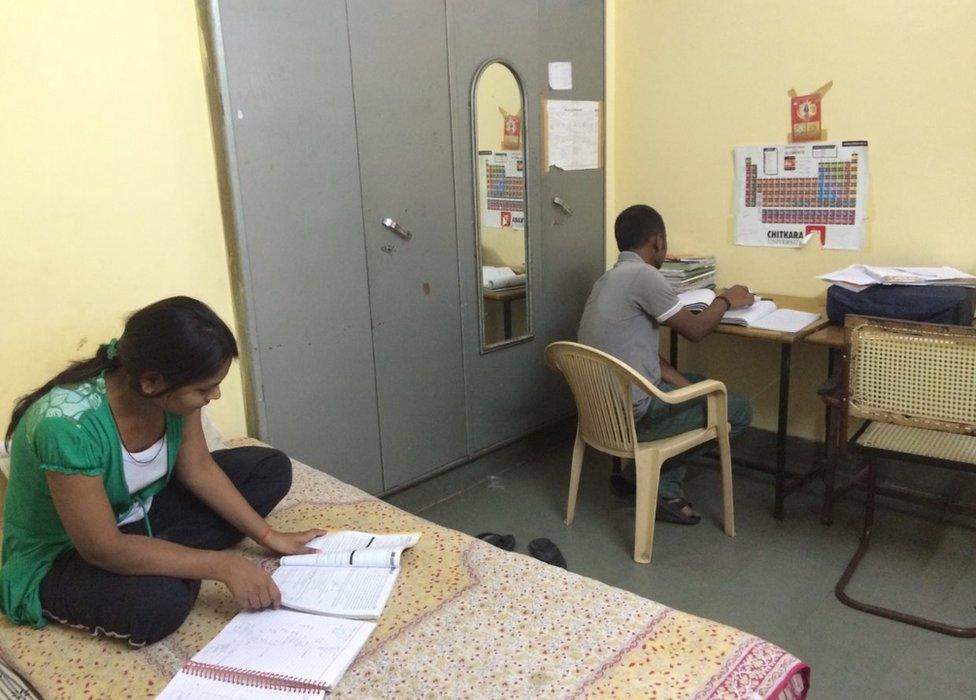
{"left": 479, "top": 151, "right": 525, "bottom": 230}
{"left": 734, "top": 141, "right": 869, "bottom": 250}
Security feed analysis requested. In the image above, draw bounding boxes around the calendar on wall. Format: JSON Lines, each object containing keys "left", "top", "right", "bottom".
{"left": 479, "top": 151, "right": 524, "bottom": 230}
{"left": 734, "top": 141, "right": 868, "bottom": 250}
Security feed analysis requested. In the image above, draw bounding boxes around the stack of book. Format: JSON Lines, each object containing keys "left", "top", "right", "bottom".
{"left": 660, "top": 255, "right": 716, "bottom": 293}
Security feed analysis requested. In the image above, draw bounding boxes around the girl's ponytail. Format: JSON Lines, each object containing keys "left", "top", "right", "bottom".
{"left": 5, "top": 341, "right": 121, "bottom": 445}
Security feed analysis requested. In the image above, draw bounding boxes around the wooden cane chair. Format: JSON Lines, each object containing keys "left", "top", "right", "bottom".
{"left": 835, "top": 315, "right": 976, "bottom": 637}
{"left": 544, "top": 342, "right": 734, "bottom": 564}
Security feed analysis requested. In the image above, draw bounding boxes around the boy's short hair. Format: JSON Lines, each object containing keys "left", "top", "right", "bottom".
{"left": 614, "top": 205, "right": 665, "bottom": 251}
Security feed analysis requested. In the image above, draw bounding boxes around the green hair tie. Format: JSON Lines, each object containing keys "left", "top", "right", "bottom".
{"left": 104, "top": 338, "right": 119, "bottom": 360}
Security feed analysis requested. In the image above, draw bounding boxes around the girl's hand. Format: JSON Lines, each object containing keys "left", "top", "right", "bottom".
{"left": 261, "top": 528, "right": 328, "bottom": 555}
{"left": 219, "top": 554, "right": 281, "bottom": 610}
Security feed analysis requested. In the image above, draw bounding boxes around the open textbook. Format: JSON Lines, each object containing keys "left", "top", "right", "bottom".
{"left": 157, "top": 609, "right": 375, "bottom": 699}
{"left": 677, "top": 290, "right": 820, "bottom": 333}
{"left": 273, "top": 531, "right": 421, "bottom": 620}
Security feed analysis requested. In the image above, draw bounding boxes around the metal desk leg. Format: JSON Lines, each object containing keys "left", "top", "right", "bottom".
{"left": 775, "top": 343, "right": 792, "bottom": 520}
{"left": 823, "top": 348, "right": 836, "bottom": 461}
{"left": 502, "top": 299, "right": 513, "bottom": 339}
{"left": 821, "top": 347, "right": 839, "bottom": 525}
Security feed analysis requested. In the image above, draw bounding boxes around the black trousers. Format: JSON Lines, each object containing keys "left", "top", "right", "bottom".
{"left": 38, "top": 446, "right": 292, "bottom": 646}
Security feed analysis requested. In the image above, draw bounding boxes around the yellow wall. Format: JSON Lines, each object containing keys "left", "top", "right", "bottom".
{"left": 611, "top": 0, "right": 976, "bottom": 438}
{"left": 0, "top": 1, "right": 248, "bottom": 438}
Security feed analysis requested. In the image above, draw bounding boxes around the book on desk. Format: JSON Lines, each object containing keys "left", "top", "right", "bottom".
{"left": 678, "top": 289, "right": 821, "bottom": 333}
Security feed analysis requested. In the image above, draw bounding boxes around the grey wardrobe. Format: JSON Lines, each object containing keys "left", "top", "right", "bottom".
{"left": 201, "top": 0, "right": 605, "bottom": 494}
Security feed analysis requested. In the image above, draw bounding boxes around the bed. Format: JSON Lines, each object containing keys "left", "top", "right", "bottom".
{"left": 0, "top": 437, "right": 810, "bottom": 698}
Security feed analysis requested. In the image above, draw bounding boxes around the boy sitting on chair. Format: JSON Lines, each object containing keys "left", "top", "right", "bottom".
{"left": 578, "top": 205, "right": 754, "bottom": 524}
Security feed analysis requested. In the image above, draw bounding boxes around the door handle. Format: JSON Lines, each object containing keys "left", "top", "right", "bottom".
{"left": 382, "top": 217, "right": 413, "bottom": 240}
{"left": 552, "top": 196, "right": 573, "bottom": 216}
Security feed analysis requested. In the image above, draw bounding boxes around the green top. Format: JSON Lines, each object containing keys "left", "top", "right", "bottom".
{"left": 0, "top": 373, "right": 184, "bottom": 627}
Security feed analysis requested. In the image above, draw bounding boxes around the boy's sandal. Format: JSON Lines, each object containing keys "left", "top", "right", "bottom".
{"left": 475, "top": 532, "right": 516, "bottom": 551}
{"left": 655, "top": 497, "right": 701, "bottom": 525}
{"left": 528, "top": 537, "right": 568, "bottom": 569}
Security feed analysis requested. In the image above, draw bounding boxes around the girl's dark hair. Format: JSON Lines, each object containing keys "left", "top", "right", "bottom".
{"left": 5, "top": 296, "right": 238, "bottom": 444}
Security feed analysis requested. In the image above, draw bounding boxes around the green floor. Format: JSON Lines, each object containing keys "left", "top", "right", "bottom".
{"left": 386, "top": 423, "right": 976, "bottom": 699}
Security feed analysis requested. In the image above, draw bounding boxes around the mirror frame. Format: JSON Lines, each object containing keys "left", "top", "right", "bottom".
{"left": 470, "top": 58, "right": 533, "bottom": 354}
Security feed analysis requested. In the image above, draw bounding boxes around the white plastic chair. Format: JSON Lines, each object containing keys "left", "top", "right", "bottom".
{"left": 545, "top": 341, "right": 735, "bottom": 563}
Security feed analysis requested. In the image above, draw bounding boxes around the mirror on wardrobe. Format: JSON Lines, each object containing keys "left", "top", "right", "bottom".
{"left": 472, "top": 61, "right": 531, "bottom": 351}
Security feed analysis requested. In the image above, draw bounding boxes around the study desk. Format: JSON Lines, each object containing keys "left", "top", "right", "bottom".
{"left": 668, "top": 294, "right": 830, "bottom": 519}
{"left": 483, "top": 285, "right": 526, "bottom": 340}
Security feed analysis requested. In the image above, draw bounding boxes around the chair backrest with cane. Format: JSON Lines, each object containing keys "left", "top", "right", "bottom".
{"left": 845, "top": 315, "right": 976, "bottom": 436}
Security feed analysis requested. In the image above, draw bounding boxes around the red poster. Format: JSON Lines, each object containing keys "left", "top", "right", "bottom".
{"left": 791, "top": 93, "right": 822, "bottom": 142}
{"left": 501, "top": 114, "right": 521, "bottom": 150}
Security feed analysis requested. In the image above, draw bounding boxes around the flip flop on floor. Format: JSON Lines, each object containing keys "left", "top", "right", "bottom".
{"left": 475, "top": 532, "right": 516, "bottom": 551}
{"left": 656, "top": 497, "right": 701, "bottom": 525}
{"left": 528, "top": 537, "right": 567, "bottom": 569}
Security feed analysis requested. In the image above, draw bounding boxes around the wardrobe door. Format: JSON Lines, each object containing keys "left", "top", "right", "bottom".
{"left": 449, "top": 1, "right": 605, "bottom": 452}
{"left": 538, "top": 0, "right": 607, "bottom": 395}
{"left": 347, "top": 0, "right": 468, "bottom": 489}
{"left": 206, "top": 1, "right": 384, "bottom": 492}
{"left": 447, "top": 0, "right": 545, "bottom": 453}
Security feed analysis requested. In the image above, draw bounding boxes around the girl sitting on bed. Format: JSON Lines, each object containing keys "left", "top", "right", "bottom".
{"left": 0, "top": 296, "right": 323, "bottom": 646}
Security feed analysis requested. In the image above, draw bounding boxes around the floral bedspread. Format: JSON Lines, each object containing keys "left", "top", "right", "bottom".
{"left": 0, "top": 438, "right": 809, "bottom": 698}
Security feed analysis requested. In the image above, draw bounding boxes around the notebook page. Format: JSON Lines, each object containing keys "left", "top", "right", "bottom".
{"left": 191, "top": 609, "right": 375, "bottom": 690}
{"left": 304, "top": 531, "right": 421, "bottom": 553}
{"left": 273, "top": 566, "right": 399, "bottom": 619}
{"left": 749, "top": 309, "right": 820, "bottom": 333}
{"left": 677, "top": 289, "right": 715, "bottom": 313}
{"left": 721, "top": 299, "right": 776, "bottom": 326}
{"left": 281, "top": 547, "right": 402, "bottom": 569}
{"left": 157, "top": 673, "right": 325, "bottom": 700}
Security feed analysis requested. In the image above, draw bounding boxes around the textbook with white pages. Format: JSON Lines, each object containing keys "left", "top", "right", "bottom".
{"left": 272, "top": 530, "right": 421, "bottom": 620}
{"left": 156, "top": 608, "right": 375, "bottom": 699}
{"left": 678, "top": 290, "right": 820, "bottom": 333}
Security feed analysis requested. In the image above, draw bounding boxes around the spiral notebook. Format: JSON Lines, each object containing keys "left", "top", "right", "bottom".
{"left": 156, "top": 609, "right": 375, "bottom": 699}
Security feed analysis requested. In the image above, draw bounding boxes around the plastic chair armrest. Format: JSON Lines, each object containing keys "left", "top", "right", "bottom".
{"left": 656, "top": 379, "right": 727, "bottom": 405}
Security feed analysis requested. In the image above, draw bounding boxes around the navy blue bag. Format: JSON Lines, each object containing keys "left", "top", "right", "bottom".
{"left": 826, "top": 285, "right": 975, "bottom": 325}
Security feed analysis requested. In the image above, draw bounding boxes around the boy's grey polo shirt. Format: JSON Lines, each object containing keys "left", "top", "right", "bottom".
{"left": 578, "top": 251, "right": 681, "bottom": 419}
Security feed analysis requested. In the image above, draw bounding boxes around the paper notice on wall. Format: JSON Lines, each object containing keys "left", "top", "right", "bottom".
{"left": 546, "top": 100, "right": 600, "bottom": 171}
{"left": 734, "top": 140, "right": 869, "bottom": 250}
{"left": 548, "top": 62, "right": 572, "bottom": 90}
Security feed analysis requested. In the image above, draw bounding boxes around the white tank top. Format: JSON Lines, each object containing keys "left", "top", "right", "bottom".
{"left": 116, "top": 437, "right": 168, "bottom": 527}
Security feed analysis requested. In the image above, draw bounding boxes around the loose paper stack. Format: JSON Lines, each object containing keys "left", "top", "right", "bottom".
{"left": 819, "top": 265, "right": 976, "bottom": 293}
